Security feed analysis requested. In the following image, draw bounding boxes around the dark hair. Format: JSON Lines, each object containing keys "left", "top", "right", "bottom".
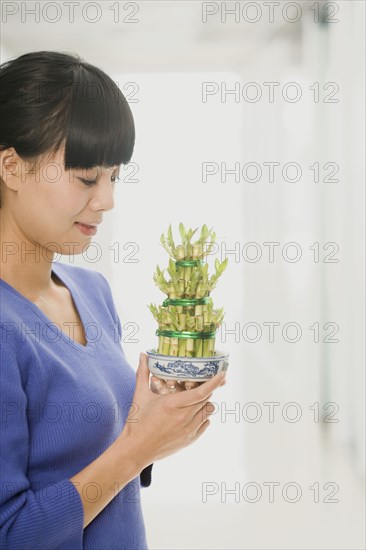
{"left": 0, "top": 50, "right": 135, "bottom": 206}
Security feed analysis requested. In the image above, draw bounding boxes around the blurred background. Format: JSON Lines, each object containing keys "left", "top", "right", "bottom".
{"left": 1, "top": 1, "right": 365, "bottom": 548}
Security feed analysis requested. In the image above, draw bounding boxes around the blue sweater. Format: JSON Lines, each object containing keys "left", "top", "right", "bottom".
{"left": 0, "top": 261, "right": 152, "bottom": 549}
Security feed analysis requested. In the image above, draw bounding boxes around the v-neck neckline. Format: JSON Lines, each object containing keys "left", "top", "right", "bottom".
{"left": 0, "top": 261, "right": 97, "bottom": 355}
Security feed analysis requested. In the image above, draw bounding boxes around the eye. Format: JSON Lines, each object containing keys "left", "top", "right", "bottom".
{"left": 78, "top": 174, "right": 120, "bottom": 186}
{"left": 79, "top": 178, "right": 97, "bottom": 187}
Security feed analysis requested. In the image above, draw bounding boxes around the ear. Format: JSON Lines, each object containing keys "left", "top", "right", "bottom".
{"left": 0, "top": 147, "right": 25, "bottom": 193}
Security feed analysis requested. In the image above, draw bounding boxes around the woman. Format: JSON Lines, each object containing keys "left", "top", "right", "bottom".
{"left": 0, "top": 51, "right": 226, "bottom": 549}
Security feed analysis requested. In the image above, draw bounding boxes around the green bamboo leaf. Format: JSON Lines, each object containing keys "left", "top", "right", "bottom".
{"left": 168, "top": 224, "right": 177, "bottom": 256}
{"left": 167, "top": 258, "right": 177, "bottom": 280}
{"left": 221, "top": 258, "right": 229, "bottom": 271}
{"left": 211, "top": 232, "right": 216, "bottom": 243}
{"left": 190, "top": 227, "right": 199, "bottom": 240}
{"left": 179, "top": 223, "right": 186, "bottom": 243}
{"left": 200, "top": 224, "right": 208, "bottom": 241}
{"left": 160, "top": 234, "right": 171, "bottom": 256}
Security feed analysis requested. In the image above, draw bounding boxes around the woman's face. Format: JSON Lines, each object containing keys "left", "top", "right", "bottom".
{"left": 3, "top": 146, "right": 120, "bottom": 256}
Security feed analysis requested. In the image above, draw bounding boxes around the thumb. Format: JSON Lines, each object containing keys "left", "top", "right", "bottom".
{"left": 135, "top": 352, "right": 150, "bottom": 391}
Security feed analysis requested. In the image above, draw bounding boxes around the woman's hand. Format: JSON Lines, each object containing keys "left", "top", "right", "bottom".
{"left": 120, "top": 352, "right": 226, "bottom": 467}
{"left": 150, "top": 376, "right": 201, "bottom": 394}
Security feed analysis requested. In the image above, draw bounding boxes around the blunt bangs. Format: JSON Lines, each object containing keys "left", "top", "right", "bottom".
{"left": 64, "top": 63, "right": 135, "bottom": 170}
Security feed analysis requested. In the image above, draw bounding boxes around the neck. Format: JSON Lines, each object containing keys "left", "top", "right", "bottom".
{"left": 0, "top": 210, "right": 57, "bottom": 300}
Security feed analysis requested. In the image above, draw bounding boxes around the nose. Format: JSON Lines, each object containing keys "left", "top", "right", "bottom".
{"left": 88, "top": 179, "right": 115, "bottom": 212}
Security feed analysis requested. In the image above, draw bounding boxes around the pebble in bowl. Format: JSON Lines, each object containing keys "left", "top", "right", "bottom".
{"left": 146, "top": 349, "right": 229, "bottom": 383}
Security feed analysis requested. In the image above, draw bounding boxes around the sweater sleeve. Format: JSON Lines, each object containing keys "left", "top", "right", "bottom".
{"left": 0, "top": 345, "right": 84, "bottom": 550}
{"left": 140, "top": 464, "right": 153, "bottom": 488}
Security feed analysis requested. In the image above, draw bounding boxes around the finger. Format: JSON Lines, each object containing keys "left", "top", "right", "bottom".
{"left": 197, "top": 401, "right": 217, "bottom": 422}
{"left": 183, "top": 394, "right": 215, "bottom": 421}
{"left": 174, "top": 372, "right": 226, "bottom": 407}
{"left": 185, "top": 402, "right": 215, "bottom": 438}
{"left": 184, "top": 381, "right": 200, "bottom": 390}
{"left": 198, "top": 399, "right": 216, "bottom": 418}
{"left": 136, "top": 353, "right": 150, "bottom": 395}
{"left": 194, "top": 418, "right": 210, "bottom": 439}
{"left": 165, "top": 379, "right": 184, "bottom": 392}
{"left": 187, "top": 401, "right": 216, "bottom": 432}
{"left": 150, "top": 376, "right": 170, "bottom": 395}
{"left": 150, "top": 377, "right": 185, "bottom": 395}
{"left": 184, "top": 380, "right": 225, "bottom": 389}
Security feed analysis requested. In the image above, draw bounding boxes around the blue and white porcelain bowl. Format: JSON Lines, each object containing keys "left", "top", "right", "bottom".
{"left": 146, "top": 349, "right": 229, "bottom": 382}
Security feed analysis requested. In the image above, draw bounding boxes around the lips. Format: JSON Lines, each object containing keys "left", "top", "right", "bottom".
{"left": 74, "top": 222, "right": 98, "bottom": 236}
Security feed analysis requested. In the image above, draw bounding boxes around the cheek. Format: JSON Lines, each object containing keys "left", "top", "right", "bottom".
{"left": 43, "top": 172, "right": 87, "bottom": 213}
{"left": 20, "top": 172, "right": 86, "bottom": 222}
{"left": 56, "top": 173, "right": 90, "bottom": 212}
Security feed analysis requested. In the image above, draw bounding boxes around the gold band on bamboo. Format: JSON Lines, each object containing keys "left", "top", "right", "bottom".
{"left": 156, "top": 329, "right": 216, "bottom": 340}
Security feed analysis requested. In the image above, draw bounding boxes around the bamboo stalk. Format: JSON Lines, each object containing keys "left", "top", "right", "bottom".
{"left": 178, "top": 312, "right": 187, "bottom": 356}
{"left": 162, "top": 336, "right": 171, "bottom": 355}
{"left": 169, "top": 308, "right": 179, "bottom": 356}
{"left": 208, "top": 337, "right": 215, "bottom": 357}
{"left": 186, "top": 315, "right": 195, "bottom": 357}
{"left": 186, "top": 339, "right": 194, "bottom": 357}
{"left": 170, "top": 338, "right": 179, "bottom": 356}
{"left": 178, "top": 338, "right": 186, "bottom": 356}
{"left": 158, "top": 334, "right": 164, "bottom": 354}
{"left": 195, "top": 304, "right": 203, "bottom": 318}
{"left": 194, "top": 338, "right": 203, "bottom": 357}
{"left": 202, "top": 338, "right": 210, "bottom": 357}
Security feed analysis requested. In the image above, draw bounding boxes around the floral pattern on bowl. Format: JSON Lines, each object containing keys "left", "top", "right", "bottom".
{"left": 146, "top": 349, "right": 229, "bottom": 382}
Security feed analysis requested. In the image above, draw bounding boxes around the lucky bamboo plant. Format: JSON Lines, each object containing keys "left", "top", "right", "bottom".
{"left": 147, "top": 223, "right": 228, "bottom": 358}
